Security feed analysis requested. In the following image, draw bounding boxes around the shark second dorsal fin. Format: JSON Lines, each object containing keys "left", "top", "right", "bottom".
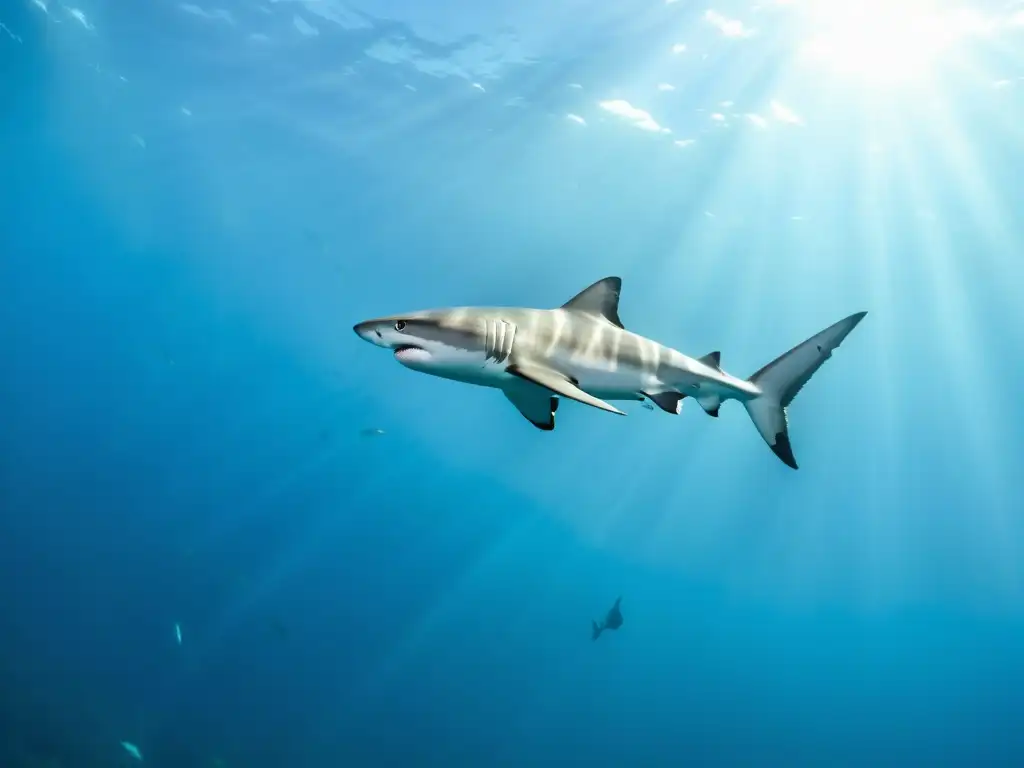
{"left": 561, "top": 277, "right": 625, "bottom": 329}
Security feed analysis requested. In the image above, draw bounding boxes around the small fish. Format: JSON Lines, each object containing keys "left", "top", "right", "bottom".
{"left": 67, "top": 7, "right": 94, "bottom": 30}
{"left": 641, "top": 401, "right": 654, "bottom": 411}
{"left": 120, "top": 740, "right": 143, "bottom": 761}
{"left": 174, "top": 622, "right": 182, "bottom": 645}
{"left": 359, "top": 428, "right": 385, "bottom": 437}
{"left": 0, "top": 21, "right": 22, "bottom": 42}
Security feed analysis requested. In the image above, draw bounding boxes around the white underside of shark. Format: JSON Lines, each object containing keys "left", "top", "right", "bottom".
{"left": 354, "top": 277, "right": 866, "bottom": 469}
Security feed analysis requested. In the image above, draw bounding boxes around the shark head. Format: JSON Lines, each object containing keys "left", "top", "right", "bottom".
{"left": 353, "top": 309, "right": 491, "bottom": 376}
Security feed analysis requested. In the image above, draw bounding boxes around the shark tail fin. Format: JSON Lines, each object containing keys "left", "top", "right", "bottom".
{"left": 592, "top": 620, "right": 602, "bottom": 641}
{"left": 742, "top": 312, "right": 867, "bottom": 470}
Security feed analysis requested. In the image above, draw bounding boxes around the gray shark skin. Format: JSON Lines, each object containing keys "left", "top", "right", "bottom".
{"left": 354, "top": 277, "right": 866, "bottom": 469}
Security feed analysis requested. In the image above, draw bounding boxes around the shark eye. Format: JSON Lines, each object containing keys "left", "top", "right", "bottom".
{"left": 394, "top": 320, "right": 406, "bottom": 332}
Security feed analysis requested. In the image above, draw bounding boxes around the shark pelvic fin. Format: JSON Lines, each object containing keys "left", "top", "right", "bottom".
{"left": 509, "top": 363, "right": 626, "bottom": 415}
{"left": 560, "top": 277, "right": 625, "bottom": 329}
{"left": 695, "top": 393, "right": 721, "bottom": 417}
{"left": 644, "top": 391, "right": 685, "bottom": 415}
{"left": 503, "top": 383, "right": 558, "bottom": 431}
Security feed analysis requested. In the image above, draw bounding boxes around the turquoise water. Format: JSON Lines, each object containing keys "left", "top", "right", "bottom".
{"left": 2, "top": 0, "right": 1024, "bottom": 765}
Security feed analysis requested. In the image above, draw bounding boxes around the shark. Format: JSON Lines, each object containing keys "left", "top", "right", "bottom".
{"left": 353, "top": 277, "right": 866, "bottom": 469}
{"left": 592, "top": 596, "right": 623, "bottom": 641}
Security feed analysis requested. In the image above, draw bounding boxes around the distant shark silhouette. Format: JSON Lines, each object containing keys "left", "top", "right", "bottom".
{"left": 592, "top": 596, "right": 623, "bottom": 641}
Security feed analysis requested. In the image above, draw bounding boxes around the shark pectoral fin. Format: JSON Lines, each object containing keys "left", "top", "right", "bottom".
{"left": 509, "top": 363, "right": 626, "bottom": 415}
{"left": 503, "top": 384, "right": 558, "bottom": 431}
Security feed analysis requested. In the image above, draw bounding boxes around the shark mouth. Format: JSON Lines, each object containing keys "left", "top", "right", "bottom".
{"left": 394, "top": 345, "right": 429, "bottom": 364}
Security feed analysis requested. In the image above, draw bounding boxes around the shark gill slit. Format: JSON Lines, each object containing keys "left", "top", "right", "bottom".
{"left": 486, "top": 319, "right": 498, "bottom": 362}
{"left": 497, "top": 320, "right": 507, "bottom": 361}
{"left": 501, "top": 322, "right": 516, "bottom": 364}
{"left": 489, "top": 319, "right": 500, "bottom": 363}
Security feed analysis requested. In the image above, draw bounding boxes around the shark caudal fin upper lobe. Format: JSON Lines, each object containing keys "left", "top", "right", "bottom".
{"left": 743, "top": 312, "right": 867, "bottom": 469}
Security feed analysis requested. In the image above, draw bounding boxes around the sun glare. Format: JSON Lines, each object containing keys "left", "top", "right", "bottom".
{"left": 793, "top": 0, "right": 995, "bottom": 85}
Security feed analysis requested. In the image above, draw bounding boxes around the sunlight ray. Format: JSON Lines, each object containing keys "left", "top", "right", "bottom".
{"left": 914, "top": 84, "right": 1024, "bottom": 308}
{"left": 788, "top": 0, "right": 1004, "bottom": 88}
{"left": 853, "top": 120, "right": 908, "bottom": 606}
{"left": 362, "top": 514, "right": 543, "bottom": 691}
{"left": 891, "top": 111, "right": 1020, "bottom": 595}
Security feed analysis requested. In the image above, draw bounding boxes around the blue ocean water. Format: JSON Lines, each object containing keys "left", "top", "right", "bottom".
{"left": 3, "top": 0, "right": 1024, "bottom": 765}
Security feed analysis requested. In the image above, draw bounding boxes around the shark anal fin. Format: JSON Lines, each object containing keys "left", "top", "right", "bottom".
{"left": 560, "top": 277, "right": 625, "bottom": 329}
{"left": 644, "top": 391, "right": 685, "bottom": 415}
{"left": 695, "top": 394, "right": 721, "bottom": 417}
{"left": 698, "top": 351, "right": 721, "bottom": 369}
{"left": 503, "top": 384, "right": 558, "bottom": 431}
{"left": 509, "top": 363, "right": 626, "bottom": 415}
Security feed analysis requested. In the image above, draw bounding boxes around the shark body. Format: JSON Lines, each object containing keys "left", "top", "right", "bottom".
{"left": 354, "top": 277, "right": 866, "bottom": 469}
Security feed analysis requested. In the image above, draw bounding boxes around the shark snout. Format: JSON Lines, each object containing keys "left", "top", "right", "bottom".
{"left": 353, "top": 321, "right": 386, "bottom": 346}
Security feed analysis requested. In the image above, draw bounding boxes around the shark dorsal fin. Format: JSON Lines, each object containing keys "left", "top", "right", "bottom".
{"left": 698, "top": 351, "right": 721, "bottom": 369}
{"left": 561, "top": 277, "right": 625, "bottom": 329}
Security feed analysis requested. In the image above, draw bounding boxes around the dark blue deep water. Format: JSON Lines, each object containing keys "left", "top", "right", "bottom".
{"left": 3, "top": 0, "right": 1024, "bottom": 765}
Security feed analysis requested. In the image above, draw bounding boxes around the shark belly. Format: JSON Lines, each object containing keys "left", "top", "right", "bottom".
{"left": 561, "top": 358, "right": 663, "bottom": 400}
{"left": 563, "top": 349, "right": 754, "bottom": 404}
{"left": 397, "top": 345, "right": 513, "bottom": 389}
{"left": 425, "top": 366, "right": 511, "bottom": 388}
